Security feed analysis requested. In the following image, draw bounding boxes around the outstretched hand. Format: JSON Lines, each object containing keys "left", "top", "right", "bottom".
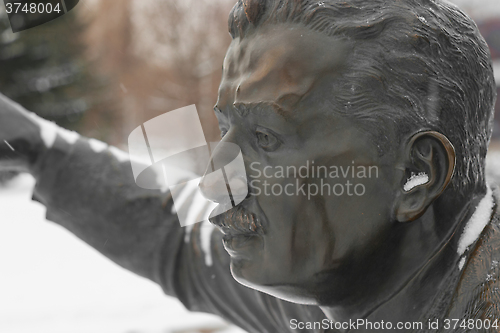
{"left": 0, "top": 93, "right": 45, "bottom": 173}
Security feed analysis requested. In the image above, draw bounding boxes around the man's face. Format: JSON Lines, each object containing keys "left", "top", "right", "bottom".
{"left": 207, "top": 24, "right": 403, "bottom": 305}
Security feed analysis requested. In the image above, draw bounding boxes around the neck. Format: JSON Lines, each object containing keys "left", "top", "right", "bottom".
{"left": 320, "top": 189, "right": 492, "bottom": 332}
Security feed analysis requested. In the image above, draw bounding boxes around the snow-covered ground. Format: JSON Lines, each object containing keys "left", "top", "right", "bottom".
{"left": 0, "top": 175, "right": 245, "bottom": 333}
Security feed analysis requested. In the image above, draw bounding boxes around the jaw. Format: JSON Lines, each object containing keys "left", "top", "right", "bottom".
{"left": 230, "top": 258, "right": 321, "bottom": 305}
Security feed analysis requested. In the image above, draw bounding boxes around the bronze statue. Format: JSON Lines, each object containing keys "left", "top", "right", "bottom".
{"left": 0, "top": 0, "right": 499, "bottom": 332}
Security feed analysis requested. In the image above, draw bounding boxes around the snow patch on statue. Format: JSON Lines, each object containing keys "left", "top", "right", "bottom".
{"left": 27, "top": 112, "right": 79, "bottom": 147}
{"left": 200, "top": 220, "right": 215, "bottom": 266}
{"left": 109, "top": 146, "right": 130, "bottom": 163}
{"left": 458, "top": 257, "right": 466, "bottom": 271}
{"left": 27, "top": 112, "right": 58, "bottom": 148}
{"left": 457, "top": 186, "right": 494, "bottom": 260}
{"left": 88, "top": 138, "right": 108, "bottom": 153}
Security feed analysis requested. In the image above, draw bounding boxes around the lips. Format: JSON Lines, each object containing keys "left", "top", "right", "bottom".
{"left": 209, "top": 202, "right": 265, "bottom": 237}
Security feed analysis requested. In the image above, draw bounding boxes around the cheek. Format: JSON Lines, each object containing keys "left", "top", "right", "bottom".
{"left": 239, "top": 162, "right": 395, "bottom": 284}
{"left": 256, "top": 182, "right": 335, "bottom": 280}
{"left": 324, "top": 178, "right": 394, "bottom": 261}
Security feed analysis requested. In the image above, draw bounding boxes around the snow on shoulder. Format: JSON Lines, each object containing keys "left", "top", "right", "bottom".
{"left": 457, "top": 186, "right": 494, "bottom": 257}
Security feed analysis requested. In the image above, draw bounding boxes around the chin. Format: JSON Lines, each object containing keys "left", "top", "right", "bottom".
{"left": 229, "top": 255, "right": 256, "bottom": 285}
{"left": 229, "top": 259, "right": 320, "bottom": 305}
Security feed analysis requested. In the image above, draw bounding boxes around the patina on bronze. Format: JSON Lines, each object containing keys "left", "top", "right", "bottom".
{"left": 0, "top": 0, "right": 499, "bottom": 332}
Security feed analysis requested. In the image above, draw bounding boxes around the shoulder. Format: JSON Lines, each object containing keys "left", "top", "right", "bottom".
{"left": 446, "top": 187, "right": 500, "bottom": 329}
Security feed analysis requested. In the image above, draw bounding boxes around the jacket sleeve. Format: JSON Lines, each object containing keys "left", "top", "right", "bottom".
{"left": 31, "top": 132, "right": 184, "bottom": 288}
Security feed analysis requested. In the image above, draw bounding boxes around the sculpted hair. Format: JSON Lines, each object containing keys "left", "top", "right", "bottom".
{"left": 228, "top": 0, "right": 497, "bottom": 195}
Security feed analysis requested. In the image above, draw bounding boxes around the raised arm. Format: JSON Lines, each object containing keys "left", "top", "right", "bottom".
{"left": 0, "top": 93, "right": 185, "bottom": 285}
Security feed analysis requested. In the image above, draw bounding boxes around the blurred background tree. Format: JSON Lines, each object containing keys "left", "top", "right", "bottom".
{"left": 0, "top": 0, "right": 235, "bottom": 183}
{"left": 81, "top": 0, "right": 235, "bottom": 144}
{"left": 0, "top": 0, "right": 497, "bottom": 144}
{"left": 0, "top": 9, "right": 92, "bottom": 130}
{"left": 0, "top": 6, "right": 115, "bottom": 183}
{"left": 0, "top": 0, "right": 236, "bottom": 142}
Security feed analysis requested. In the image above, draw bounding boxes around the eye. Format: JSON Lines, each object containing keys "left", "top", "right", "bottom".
{"left": 256, "top": 129, "right": 280, "bottom": 151}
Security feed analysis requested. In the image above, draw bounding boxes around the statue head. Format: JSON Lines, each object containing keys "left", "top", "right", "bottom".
{"left": 200, "top": 0, "right": 496, "bottom": 308}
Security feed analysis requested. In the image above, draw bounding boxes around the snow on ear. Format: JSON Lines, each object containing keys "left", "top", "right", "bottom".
{"left": 403, "top": 172, "right": 429, "bottom": 192}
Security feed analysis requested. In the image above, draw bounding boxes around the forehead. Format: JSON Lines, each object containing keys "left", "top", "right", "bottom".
{"left": 217, "top": 24, "right": 351, "bottom": 112}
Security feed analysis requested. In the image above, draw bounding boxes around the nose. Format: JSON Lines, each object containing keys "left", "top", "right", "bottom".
{"left": 199, "top": 141, "right": 248, "bottom": 205}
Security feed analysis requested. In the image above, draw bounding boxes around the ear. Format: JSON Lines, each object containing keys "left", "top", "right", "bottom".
{"left": 393, "top": 131, "right": 455, "bottom": 222}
